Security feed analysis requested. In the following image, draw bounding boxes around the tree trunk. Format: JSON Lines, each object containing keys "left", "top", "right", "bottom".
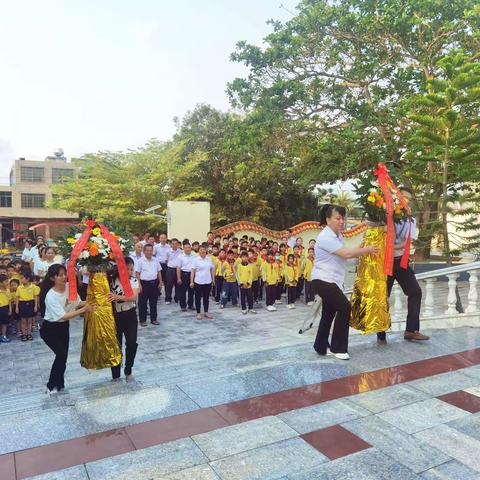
{"left": 442, "top": 128, "right": 452, "bottom": 265}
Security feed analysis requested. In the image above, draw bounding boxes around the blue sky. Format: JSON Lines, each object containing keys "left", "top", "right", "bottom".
{"left": 0, "top": 0, "right": 298, "bottom": 181}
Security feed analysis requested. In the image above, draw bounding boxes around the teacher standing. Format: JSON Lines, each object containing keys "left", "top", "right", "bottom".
{"left": 312, "top": 204, "right": 378, "bottom": 360}
{"left": 39, "top": 264, "right": 94, "bottom": 394}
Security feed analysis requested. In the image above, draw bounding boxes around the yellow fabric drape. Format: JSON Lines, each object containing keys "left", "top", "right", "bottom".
{"left": 80, "top": 272, "right": 121, "bottom": 370}
{"left": 350, "top": 226, "right": 391, "bottom": 334}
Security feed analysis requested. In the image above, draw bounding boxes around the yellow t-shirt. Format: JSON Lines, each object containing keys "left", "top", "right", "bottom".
{"left": 215, "top": 259, "right": 225, "bottom": 276}
{"left": 303, "top": 258, "right": 314, "bottom": 282}
{"left": 262, "top": 261, "right": 280, "bottom": 286}
{"left": 284, "top": 264, "right": 299, "bottom": 287}
{"left": 16, "top": 284, "right": 40, "bottom": 301}
{"left": 222, "top": 261, "right": 237, "bottom": 283}
{"left": 0, "top": 290, "right": 11, "bottom": 308}
{"left": 236, "top": 263, "right": 253, "bottom": 288}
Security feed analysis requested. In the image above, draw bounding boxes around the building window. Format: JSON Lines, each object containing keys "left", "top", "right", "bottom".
{"left": 52, "top": 168, "right": 74, "bottom": 183}
{"left": 21, "top": 193, "right": 45, "bottom": 208}
{"left": 0, "top": 192, "right": 12, "bottom": 207}
{"left": 21, "top": 167, "right": 44, "bottom": 183}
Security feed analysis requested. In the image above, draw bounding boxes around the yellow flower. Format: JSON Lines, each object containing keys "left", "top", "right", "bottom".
{"left": 91, "top": 227, "right": 101, "bottom": 236}
{"left": 367, "top": 196, "right": 376, "bottom": 203}
{"left": 67, "top": 237, "right": 76, "bottom": 244}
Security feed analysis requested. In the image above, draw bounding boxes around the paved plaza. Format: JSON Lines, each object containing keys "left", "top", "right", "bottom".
{"left": 2, "top": 293, "right": 480, "bottom": 479}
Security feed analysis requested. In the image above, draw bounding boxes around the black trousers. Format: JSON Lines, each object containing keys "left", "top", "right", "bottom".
{"left": 266, "top": 284, "right": 276, "bottom": 306}
{"left": 159, "top": 263, "right": 167, "bottom": 294}
{"left": 138, "top": 279, "right": 159, "bottom": 323}
{"left": 165, "top": 267, "right": 178, "bottom": 302}
{"left": 195, "top": 283, "right": 211, "bottom": 313}
{"left": 178, "top": 271, "right": 194, "bottom": 309}
{"left": 304, "top": 281, "right": 314, "bottom": 303}
{"left": 378, "top": 259, "right": 422, "bottom": 339}
{"left": 258, "top": 279, "right": 264, "bottom": 300}
{"left": 287, "top": 285, "right": 296, "bottom": 304}
{"left": 296, "top": 277, "right": 305, "bottom": 300}
{"left": 111, "top": 308, "right": 138, "bottom": 378}
{"left": 40, "top": 320, "right": 69, "bottom": 391}
{"left": 313, "top": 279, "right": 350, "bottom": 354}
{"left": 276, "top": 280, "right": 284, "bottom": 300}
{"left": 240, "top": 288, "right": 253, "bottom": 310}
{"left": 252, "top": 280, "right": 259, "bottom": 302}
{"left": 215, "top": 276, "right": 224, "bottom": 302}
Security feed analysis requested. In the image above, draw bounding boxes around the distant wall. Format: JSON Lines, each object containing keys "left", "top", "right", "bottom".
{"left": 167, "top": 201, "right": 210, "bottom": 242}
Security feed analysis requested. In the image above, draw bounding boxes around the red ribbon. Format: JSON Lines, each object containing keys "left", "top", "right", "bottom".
{"left": 67, "top": 221, "right": 133, "bottom": 300}
{"left": 373, "top": 163, "right": 412, "bottom": 275}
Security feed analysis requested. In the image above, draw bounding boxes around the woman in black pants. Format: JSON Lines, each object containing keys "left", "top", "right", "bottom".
{"left": 312, "top": 205, "right": 378, "bottom": 360}
{"left": 108, "top": 257, "right": 140, "bottom": 382}
{"left": 190, "top": 244, "right": 215, "bottom": 320}
{"left": 39, "top": 264, "right": 94, "bottom": 394}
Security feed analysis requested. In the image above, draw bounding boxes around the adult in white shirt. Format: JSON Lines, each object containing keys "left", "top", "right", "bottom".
{"left": 165, "top": 238, "right": 182, "bottom": 304}
{"left": 39, "top": 263, "right": 94, "bottom": 393}
{"left": 40, "top": 247, "right": 62, "bottom": 278}
{"left": 312, "top": 204, "right": 377, "bottom": 360}
{"left": 190, "top": 244, "right": 215, "bottom": 320}
{"left": 21, "top": 239, "right": 35, "bottom": 268}
{"left": 129, "top": 242, "right": 144, "bottom": 272}
{"left": 33, "top": 246, "right": 48, "bottom": 276}
{"left": 108, "top": 257, "right": 140, "bottom": 381}
{"left": 154, "top": 233, "right": 171, "bottom": 285}
{"left": 135, "top": 244, "right": 162, "bottom": 326}
{"left": 30, "top": 236, "right": 45, "bottom": 261}
{"left": 176, "top": 243, "right": 195, "bottom": 312}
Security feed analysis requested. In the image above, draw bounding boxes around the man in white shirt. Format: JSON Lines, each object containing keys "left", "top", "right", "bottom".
{"left": 165, "top": 238, "right": 182, "bottom": 304}
{"left": 129, "top": 242, "right": 144, "bottom": 272}
{"left": 135, "top": 244, "right": 162, "bottom": 326}
{"left": 21, "top": 239, "right": 35, "bottom": 269}
{"left": 176, "top": 243, "right": 195, "bottom": 311}
{"left": 154, "top": 233, "right": 171, "bottom": 280}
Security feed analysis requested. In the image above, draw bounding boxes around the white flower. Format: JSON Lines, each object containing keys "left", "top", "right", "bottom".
{"left": 79, "top": 250, "right": 90, "bottom": 259}
{"left": 75, "top": 233, "right": 82, "bottom": 239}
{"left": 371, "top": 180, "right": 379, "bottom": 187}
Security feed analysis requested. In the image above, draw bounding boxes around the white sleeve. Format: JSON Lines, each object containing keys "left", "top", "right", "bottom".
{"left": 45, "top": 293, "right": 66, "bottom": 322}
{"left": 320, "top": 235, "right": 342, "bottom": 254}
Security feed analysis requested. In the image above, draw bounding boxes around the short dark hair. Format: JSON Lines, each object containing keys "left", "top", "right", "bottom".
{"left": 143, "top": 244, "right": 153, "bottom": 251}
{"left": 240, "top": 251, "right": 248, "bottom": 257}
{"left": 319, "top": 204, "right": 346, "bottom": 226}
{"left": 0, "top": 274, "right": 8, "bottom": 283}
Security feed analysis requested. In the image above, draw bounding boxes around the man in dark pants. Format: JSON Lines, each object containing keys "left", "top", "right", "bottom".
{"left": 177, "top": 243, "right": 195, "bottom": 311}
{"left": 154, "top": 233, "right": 171, "bottom": 298}
{"left": 135, "top": 244, "right": 163, "bottom": 326}
{"left": 165, "top": 238, "right": 182, "bottom": 304}
{"left": 377, "top": 187, "right": 429, "bottom": 344}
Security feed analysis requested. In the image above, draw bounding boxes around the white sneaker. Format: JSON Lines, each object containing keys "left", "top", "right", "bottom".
{"left": 275, "top": 300, "right": 282, "bottom": 305}
{"left": 165, "top": 301, "right": 171, "bottom": 305}
{"left": 266, "top": 305, "right": 275, "bottom": 312}
{"left": 45, "top": 388, "right": 59, "bottom": 396}
{"left": 307, "top": 301, "right": 314, "bottom": 306}
{"left": 286, "top": 304, "right": 292, "bottom": 309}
{"left": 291, "top": 304, "right": 296, "bottom": 309}
{"left": 249, "top": 309, "right": 257, "bottom": 314}
{"left": 242, "top": 310, "right": 248, "bottom": 315}
{"left": 271, "top": 305, "right": 277, "bottom": 311}
{"left": 220, "top": 304, "right": 225, "bottom": 309}
{"left": 331, "top": 352, "right": 350, "bottom": 360}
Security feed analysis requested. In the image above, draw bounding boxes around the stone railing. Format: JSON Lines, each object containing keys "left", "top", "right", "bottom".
{"left": 300, "top": 261, "right": 480, "bottom": 334}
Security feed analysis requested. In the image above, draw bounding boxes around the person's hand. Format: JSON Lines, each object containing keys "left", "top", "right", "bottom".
{"left": 365, "top": 245, "right": 379, "bottom": 255}
{"left": 177, "top": 279, "right": 182, "bottom": 285}
{"left": 107, "top": 292, "right": 118, "bottom": 302}
{"left": 15, "top": 307, "right": 19, "bottom": 314}
{"left": 83, "top": 303, "right": 96, "bottom": 314}
{"left": 34, "top": 306, "right": 38, "bottom": 313}
{"left": 190, "top": 282, "right": 194, "bottom": 289}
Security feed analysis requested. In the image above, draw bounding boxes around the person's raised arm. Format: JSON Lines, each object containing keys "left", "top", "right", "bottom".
{"left": 334, "top": 245, "right": 378, "bottom": 259}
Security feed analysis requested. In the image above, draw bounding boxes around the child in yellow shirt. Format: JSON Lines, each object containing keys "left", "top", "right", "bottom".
{"left": 221, "top": 250, "right": 239, "bottom": 308}
{"left": 248, "top": 250, "right": 261, "bottom": 304}
{"left": 261, "top": 250, "right": 280, "bottom": 312}
{"left": 284, "top": 254, "right": 299, "bottom": 309}
{"left": 214, "top": 249, "right": 226, "bottom": 304}
{"left": 0, "top": 274, "right": 12, "bottom": 343}
{"left": 304, "top": 248, "right": 315, "bottom": 305}
{"left": 237, "top": 252, "right": 256, "bottom": 315}
{"left": 16, "top": 271, "right": 40, "bottom": 341}
{"left": 9, "top": 278, "right": 20, "bottom": 338}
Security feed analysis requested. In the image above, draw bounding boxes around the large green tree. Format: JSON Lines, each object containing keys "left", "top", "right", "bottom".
{"left": 228, "top": 0, "right": 480, "bottom": 255}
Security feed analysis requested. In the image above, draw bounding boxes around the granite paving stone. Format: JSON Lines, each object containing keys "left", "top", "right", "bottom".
{"left": 377, "top": 398, "right": 470, "bottom": 434}
{"left": 178, "top": 371, "right": 284, "bottom": 408}
{"left": 86, "top": 438, "right": 208, "bottom": 480}
{"left": 414, "top": 424, "right": 480, "bottom": 472}
{"left": 75, "top": 385, "right": 200, "bottom": 431}
{"left": 0, "top": 407, "right": 88, "bottom": 455}
{"left": 210, "top": 437, "right": 327, "bottom": 480}
{"left": 192, "top": 416, "right": 298, "bottom": 460}
{"left": 420, "top": 460, "right": 480, "bottom": 480}
{"left": 406, "top": 371, "right": 479, "bottom": 397}
{"left": 278, "top": 398, "right": 370, "bottom": 434}
{"left": 346, "top": 384, "right": 430, "bottom": 414}
{"left": 446, "top": 412, "right": 480, "bottom": 441}
{"left": 23, "top": 465, "right": 90, "bottom": 480}
{"left": 161, "top": 464, "right": 221, "bottom": 479}
{"left": 342, "top": 416, "right": 451, "bottom": 473}
{"left": 286, "top": 447, "right": 422, "bottom": 480}
{"left": 458, "top": 364, "right": 480, "bottom": 381}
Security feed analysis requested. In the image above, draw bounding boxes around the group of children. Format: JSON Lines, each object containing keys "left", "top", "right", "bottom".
{"left": 208, "top": 235, "right": 315, "bottom": 314}
{"left": 0, "top": 257, "right": 41, "bottom": 343}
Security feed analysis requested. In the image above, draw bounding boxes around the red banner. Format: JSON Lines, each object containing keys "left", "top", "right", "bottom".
{"left": 67, "top": 225, "right": 93, "bottom": 301}
{"left": 373, "top": 163, "right": 412, "bottom": 275}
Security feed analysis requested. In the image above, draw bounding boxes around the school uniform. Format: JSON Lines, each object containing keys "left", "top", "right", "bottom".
{"left": 165, "top": 248, "right": 182, "bottom": 303}
{"left": 262, "top": 260, "right": 280, "bottom": 307}
{"left": 284, "top": 264, "right": 300, "bottom": 305}
{"left": 0, "top": 290, "right": 11, "bottom": 326}
{"left": 303, "top": 257, "right": 315, "bottom": 303}
{"left": 214, "top": 258, "right": 225, "bottom": 303}
{"left": 135, "top": 256, "right": 161, "bottom": 324}
{"left": 192, "top": 256, "right": 213, "bottom": 313}
{"left": 294, "top": 255, "right": 306, "bottom": 300}
{"left": 209, "top": 255, "right": 219, "bottom": 298}
{"left": 110, "top": 276, "right": 139, "bottom": 379}
{"left": 221, "top": 261, "right": 239, "bottom": 306}
{"left": 177, "top": 253, "right": 195, "bottom": 310}
{"left": 275, "top": 259, "right": 284, "bottom": 300}
{"left": 237, "top": 262, "right": 254, "bottom": 311}
{"left": 16, "top": 284, "right": 39, "bottom": 318}
{"left": 249, "top": 259, "right": 261, "bottom": 303}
